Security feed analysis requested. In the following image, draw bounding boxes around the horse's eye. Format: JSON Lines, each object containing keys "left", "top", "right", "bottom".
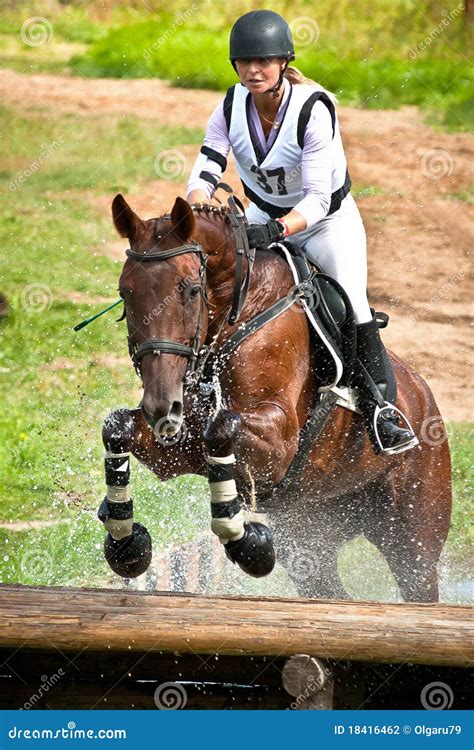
{"left": 189, "top": 286, "right": 201, "bottom": 300}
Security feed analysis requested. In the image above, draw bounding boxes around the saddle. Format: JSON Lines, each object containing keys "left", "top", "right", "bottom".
{"left": 271, "top": 240, "right": 357, "bottom": 391}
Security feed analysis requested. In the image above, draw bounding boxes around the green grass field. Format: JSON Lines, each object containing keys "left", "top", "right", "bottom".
{"left": 0, "top": 1, "right": 472, "bottom": 131}
{"left": 1, "top": 100, "right": 472, "bottom": 599}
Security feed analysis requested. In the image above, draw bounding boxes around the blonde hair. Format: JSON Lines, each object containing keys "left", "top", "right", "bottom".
{"left": 284, "top": 65, "right": 338, "bottom": 105}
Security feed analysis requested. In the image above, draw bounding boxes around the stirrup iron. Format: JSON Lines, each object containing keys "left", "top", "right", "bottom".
{"left": 373, "top": 403, "right": 419, "bottom": 455}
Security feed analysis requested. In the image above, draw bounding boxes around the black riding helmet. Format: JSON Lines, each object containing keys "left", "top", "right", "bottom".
{"left": 229, "top": 10, "right": 295, "bottom": 97}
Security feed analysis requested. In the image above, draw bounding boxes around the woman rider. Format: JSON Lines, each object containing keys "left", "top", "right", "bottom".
{"left": 186, "top": 10, "right": 417, "bottom": 454}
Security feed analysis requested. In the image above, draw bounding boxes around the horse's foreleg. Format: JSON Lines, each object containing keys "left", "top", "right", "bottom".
{"left": 203, "top": 409, "right": 275, "bottom": 578}
{"left": 98, "top": 408, "right": 153, "bottom": 578}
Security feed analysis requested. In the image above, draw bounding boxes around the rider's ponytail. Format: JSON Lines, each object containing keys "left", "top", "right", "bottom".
{"left": 284, "top": 65, "right": 338, "bottom": 105}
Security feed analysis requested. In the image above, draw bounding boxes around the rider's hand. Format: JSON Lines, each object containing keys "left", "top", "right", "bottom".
{"left": 246, "top": 219, "right": 283, "bottom": 250}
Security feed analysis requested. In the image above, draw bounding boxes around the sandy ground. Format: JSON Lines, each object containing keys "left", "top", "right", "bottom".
{"left": 1, "top": 69, "right": 472, "bottom": 421}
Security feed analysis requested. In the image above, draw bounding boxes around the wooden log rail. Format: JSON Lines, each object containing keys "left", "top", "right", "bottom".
{"left": 0, "top": 584, "right": 472, "bottom": 667}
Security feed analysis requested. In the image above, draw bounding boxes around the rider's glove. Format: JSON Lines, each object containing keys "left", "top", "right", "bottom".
{"left": 246, "top": 219, "right": 285, "bottom": 250}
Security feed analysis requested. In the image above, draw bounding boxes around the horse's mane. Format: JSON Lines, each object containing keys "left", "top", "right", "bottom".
{"left": 155, "top": 203, "right": 232, "bottom": 224}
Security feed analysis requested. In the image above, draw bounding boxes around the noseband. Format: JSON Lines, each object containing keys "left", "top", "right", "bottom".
{"left": 125, "top": 242, "right": 207, "bottom": 382}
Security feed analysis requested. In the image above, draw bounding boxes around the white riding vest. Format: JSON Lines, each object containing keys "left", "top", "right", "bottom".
{"left": 225, "top": 82, "right": 351, "bottom": 219}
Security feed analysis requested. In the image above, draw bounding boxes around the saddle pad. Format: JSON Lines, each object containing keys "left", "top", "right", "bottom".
{"left": 273, "top": 242, "right": 344, "bottom": 391}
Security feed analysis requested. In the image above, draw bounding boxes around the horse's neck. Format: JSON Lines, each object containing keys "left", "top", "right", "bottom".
{"left": 206, "top": 249, "right": 295, "bottom": 337}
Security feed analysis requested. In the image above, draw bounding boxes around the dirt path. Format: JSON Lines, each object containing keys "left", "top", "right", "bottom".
{"left": 2, "top": 69, "right": 472, "bottom": 421}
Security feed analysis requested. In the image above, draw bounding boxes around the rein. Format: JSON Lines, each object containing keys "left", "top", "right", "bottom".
{"left": 74, "top": 193, "right": 318, "bottom": 398}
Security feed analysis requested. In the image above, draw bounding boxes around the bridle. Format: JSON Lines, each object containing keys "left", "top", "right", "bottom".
{"left": 125, "top": 242, "right": 208, "bottom": 382}
{"left": 124, "top": 191, "right": 253, "bottom": 384}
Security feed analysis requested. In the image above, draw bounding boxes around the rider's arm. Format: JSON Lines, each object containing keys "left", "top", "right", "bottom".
{"left": 186, "top": 101, "right": 231, "bottom": 204}
{"left": 279, "top": 100, "right": 334, "bottom": 233}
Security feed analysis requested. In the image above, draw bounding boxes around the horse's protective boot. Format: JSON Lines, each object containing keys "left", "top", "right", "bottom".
{"left": 224, "top": 521, "right": 275, "bottom": 577}
{"left": 354, "top": 312, "right": 418, "bottom": 455}
{"left": 103, "top": 520, "right": 152, "bottom": 578}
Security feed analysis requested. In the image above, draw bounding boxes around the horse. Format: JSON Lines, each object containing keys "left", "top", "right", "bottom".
{"left": 97, "top": 192, "right": 452, "bottom": 603}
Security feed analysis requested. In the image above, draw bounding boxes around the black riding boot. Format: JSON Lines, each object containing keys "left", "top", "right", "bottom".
{"left": 354, "top": 312, "right": 418, "bottom": 455}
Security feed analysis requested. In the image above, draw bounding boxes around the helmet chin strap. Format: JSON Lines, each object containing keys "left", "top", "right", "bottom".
{"left": 263, "top": 60, "right": 290, "bottom": 98}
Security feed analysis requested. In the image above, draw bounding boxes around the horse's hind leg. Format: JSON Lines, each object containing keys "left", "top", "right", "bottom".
{"left": 271, "top": 494, "right": 362, "bottom": 600}
{"left": 364, "top": 450, "right": 451, "bottom": 603}
{"left": 98, "top": 408, "right": 153, "bottom": 578}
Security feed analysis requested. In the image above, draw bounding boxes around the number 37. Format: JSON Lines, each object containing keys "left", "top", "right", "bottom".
{"left": 250, "top": 165, "right": 288, "bottom": 196}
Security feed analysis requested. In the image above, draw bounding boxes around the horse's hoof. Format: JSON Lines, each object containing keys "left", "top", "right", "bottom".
{"left": 104, "top": 522, "right": 152, "bottom": 578}
{"left": 224, "top": 521, "right": 275, "bottom": 577}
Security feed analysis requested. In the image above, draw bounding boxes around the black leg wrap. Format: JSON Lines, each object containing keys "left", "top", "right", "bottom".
{"left": 104, "top": 522, "right": 152, "bottom": 578}
{"left": 224, "top": 521, "right": 275, "bottom": 578}
{"left": 98, "top": 496, "right": 133, "bottom": 522}
{"left": 104, "top": 455, "right": 130, "bottom": 486}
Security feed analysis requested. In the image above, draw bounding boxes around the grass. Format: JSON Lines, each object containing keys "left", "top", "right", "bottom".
{"left": 0, "top": 99, "right": 472, "bottom": 599}
{"left": 352, "top": 184, "right": 387, "bottom": 198}
{"left": 445, "top": 188, "right": 474, "bottom": 205}
{"left": 0, "top": 1, "right": 472, "bottom": 130}
{"left": 0, "top": 101, "right": 208, "bottom": 586}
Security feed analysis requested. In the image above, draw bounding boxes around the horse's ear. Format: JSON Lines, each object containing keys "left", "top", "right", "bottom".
{"left": 112, "top": 194, "right": 145, "bottom": 240}
{"left": 170, "top": 197, "right": 195, "bottom": 242}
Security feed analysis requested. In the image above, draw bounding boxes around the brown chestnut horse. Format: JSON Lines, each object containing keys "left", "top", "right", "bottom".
{"left": 98, "top": 193, "right": 451, "bottom": 603}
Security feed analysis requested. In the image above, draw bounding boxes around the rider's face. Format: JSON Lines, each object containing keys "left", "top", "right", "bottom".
{"left": 235, "top": 57, "right": 285, "bottom": 93}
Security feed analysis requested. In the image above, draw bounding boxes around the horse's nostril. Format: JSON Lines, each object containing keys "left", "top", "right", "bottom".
{"left": 170, "top": 401, "right": 183, "bottom": 421}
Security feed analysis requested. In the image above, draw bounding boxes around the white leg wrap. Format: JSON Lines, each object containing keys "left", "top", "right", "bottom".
{"left": 105, "top": 485, "right": 133, "bottom": 540}
{"left": 210, "top": 479, "right": 237, "bottom": 503}
{"left": 211, "top": 511, "right": 246, "bottom": 544}
{"left": 107, "top": 486, "right": 129, "bottom": 502}
{"left": 208, "top": 454, "right": 236, "bottom": 465}
{"left": 104, "top": 519, "right": 133, "bottom": 540}
{"left": 208, "top": 454, "right": 245, "bottom": 544}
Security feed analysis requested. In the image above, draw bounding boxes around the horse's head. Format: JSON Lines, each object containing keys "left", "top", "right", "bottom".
{"left": 112, "top": 194, "right": 234, "bottom": 438}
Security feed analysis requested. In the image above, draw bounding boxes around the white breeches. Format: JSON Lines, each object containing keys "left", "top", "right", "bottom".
{"left": 245, "top": 192, "right": 372, "bottom": 324}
